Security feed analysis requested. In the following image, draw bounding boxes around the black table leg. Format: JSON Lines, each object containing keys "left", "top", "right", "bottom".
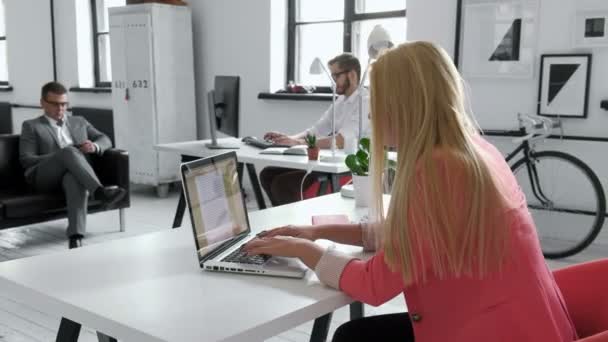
{"left": 56, "top": 317, "right": 81, "bottom": 342}
{"left": 96, "top": 332, "right": 118, "bottom": 342}
{"left": 245, "top": 163, "right": 267, "bottom": 209}
{"left": 237, "top": 162, "right": 244, "bottom": 186}
{"left": 309, "top": 312, "right": 333, "bottom": 342}
{"left": 330, "top": 174, "right": 341, "bottom": 193}
{"left": 349, "top": 302, "right": 364, "bottom": 320}
{"left": 171, "top": 154, "right": 205, "bottom": 228}
{"left": 317, "top": 179, "right": 329, "bottom": 196}
{"left": 172, "top": 191, "right": 186, "bottom": 229}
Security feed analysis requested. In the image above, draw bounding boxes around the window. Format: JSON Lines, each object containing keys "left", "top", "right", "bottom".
{"left": 0, "top": 0, "right": 8, "bottom": 85}
{"left": 91, "top": 0, "right": 126, "bottom": 87}
{"left": 287, "top": 0, "right": 406, "bottom": 87}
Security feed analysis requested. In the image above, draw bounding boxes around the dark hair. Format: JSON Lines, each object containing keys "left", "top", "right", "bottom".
{"left": 41, "top": 82, "right": 68, "bottom": 99}
{"left": 328, "top": 53, "right": 361, "bottom": 81}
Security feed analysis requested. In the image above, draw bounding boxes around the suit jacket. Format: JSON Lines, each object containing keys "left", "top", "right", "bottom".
{"left": 19, "top": 115, "right": 112, "bottom": 182}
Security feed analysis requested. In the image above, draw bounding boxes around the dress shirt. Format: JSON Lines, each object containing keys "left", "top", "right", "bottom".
{"left": 45, "top": 115, "right": 74, "bottom": 148}
{"left": 308, "top": 87, "right": 371, "bottom": 140}
{"left": 45, "top": 114, "right": 100, "bottom": 153}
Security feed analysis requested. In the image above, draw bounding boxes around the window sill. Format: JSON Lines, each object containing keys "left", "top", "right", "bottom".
{"left": 69, "top": 86, "right": 112, "bottom": 94}
{"left": 0, "top": 85, "right": 13, "bottom": 92}
{"left": 258, "top": 92, "right": 333, "bottom": 102}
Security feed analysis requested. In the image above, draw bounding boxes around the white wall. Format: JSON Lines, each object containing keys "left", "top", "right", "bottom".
{"left": 5, "top": 1, "right": 607, "bottom": 201}
{"left": 2, "top": 0, "right": 332, "bottom": 138}
{"left": 408, "top": 0, "right": 608, "bottom": 244}
{"left": 409, "top": 0, "right": 608, "bottom": 136}
{"left": 188, "top": 0, "right": 327, "bottom": 139}
{"left": 2, "top": 0, "right": 112, "bottom": 133}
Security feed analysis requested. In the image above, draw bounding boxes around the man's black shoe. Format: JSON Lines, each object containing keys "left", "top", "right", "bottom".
{"left": 94, "top": 186, "right": 126, "bottom": 208}
{"left": 69, "top": 234, "right": 83, "bottom": 249}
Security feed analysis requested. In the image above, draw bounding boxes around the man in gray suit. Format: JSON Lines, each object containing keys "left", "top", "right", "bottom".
{"left": 19, "top": 82, "right": 126, "bottom": 249}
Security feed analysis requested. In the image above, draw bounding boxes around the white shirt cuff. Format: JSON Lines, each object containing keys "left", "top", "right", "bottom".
{"left": 361, "top": 222, "right": 378, "bottom": 252}
{"left": 314, "top": 245, "right": 357, "bottom": 289}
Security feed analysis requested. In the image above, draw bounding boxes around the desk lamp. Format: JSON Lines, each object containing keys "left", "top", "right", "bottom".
{"left": 357, "top": 25, "right": 394, "bottom": 141}
{"left": 309, "top": 57, "right": 343, "bottom": 163}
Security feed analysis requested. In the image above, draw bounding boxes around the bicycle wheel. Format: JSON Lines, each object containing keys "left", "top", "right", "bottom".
{"left": 511, "top": 151, "right": 606, "bottom": 259}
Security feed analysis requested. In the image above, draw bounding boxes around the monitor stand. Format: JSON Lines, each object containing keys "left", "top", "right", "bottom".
{"left": 206, "top": 90, "right": 240, "bottom": 149}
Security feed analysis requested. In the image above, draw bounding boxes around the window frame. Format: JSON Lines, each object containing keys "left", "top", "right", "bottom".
{"left": 286, "top": 0, "right": 406, "bottom": 89}
{"left": 0, "top": 0, "right": 8, "bottom": 86}
{"left": 91, "top": 0, "right": 112, "bottom": 88}
{"left": 0, "top": 35, "right": 7, "bottom": 86}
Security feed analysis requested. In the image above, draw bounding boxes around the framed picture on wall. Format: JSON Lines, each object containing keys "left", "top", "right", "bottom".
{"left": 537, "top": 54, "right": 592, "bottom": 118}
{"left": 453, "top": 0, "right": 539, "bottom": 78}
{"left": 572, "top": 10, "right": 608, "bottom": 48}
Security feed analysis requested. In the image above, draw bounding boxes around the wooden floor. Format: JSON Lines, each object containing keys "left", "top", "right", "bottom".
{"left": 0, "top": 184, "right": 606, "bottom": 342}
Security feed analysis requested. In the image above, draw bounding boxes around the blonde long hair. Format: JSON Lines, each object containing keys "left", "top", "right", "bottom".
{"left": 370, "top": 41, "right": 512, "bottom": 285}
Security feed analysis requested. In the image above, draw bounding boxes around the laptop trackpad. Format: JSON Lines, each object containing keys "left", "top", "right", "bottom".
{"left": 266, "top": 256, "right": 307, "bottom": 271}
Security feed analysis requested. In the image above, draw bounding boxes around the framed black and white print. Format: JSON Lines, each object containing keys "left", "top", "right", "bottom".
{"left": 454, "top": 0, "right": 539, "bottom": 78}
{"left": 573, "top": 10, "right": 608, "bottom": 48}
{"left": 537, "top": 54, "right": 592, "bottom": 118}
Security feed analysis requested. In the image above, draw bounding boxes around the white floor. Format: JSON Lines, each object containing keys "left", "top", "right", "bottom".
{"left": 0, "top": 184, "right": 606, "bottom": 342}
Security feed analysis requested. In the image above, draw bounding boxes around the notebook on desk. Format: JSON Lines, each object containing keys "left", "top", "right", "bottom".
{"left": 312, "top": 214, "right": 350, "bottom": 225}
{"left": 259, "top": 145, "right": 308, "bottom": 156}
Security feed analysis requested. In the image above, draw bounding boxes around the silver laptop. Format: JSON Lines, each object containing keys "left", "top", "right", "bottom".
{"left": 180, "top": 151, "right": 307, "bottom": 278}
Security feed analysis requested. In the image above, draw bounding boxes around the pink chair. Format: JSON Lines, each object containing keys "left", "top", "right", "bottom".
{"left": 553, "top": 259, "right": 608, "bottom": 341}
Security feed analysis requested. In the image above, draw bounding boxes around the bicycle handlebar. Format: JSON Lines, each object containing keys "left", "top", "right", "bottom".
{"left": 513, "top": 113, "right": 562, "bottom": 144}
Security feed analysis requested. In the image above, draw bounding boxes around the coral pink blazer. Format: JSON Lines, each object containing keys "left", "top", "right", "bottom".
{"left": 338, "top": 137, "right": 577, "bottom": 341}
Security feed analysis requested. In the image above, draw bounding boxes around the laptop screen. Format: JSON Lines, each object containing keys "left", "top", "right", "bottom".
{"left": 181, "top": 154, "right": 250, "bottom": 261}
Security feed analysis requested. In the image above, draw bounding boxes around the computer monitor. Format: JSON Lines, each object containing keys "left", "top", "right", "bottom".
{"left": 206, "top": 76, "right": 240, "bottom": 149}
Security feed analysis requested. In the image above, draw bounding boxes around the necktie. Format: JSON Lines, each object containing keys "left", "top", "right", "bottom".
{"left": 56, "top": 119, "right": 67, "bottom": 147}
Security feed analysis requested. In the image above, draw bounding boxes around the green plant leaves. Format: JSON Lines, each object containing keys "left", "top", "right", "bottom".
{"left": 345, "top": 154, "right": 366, "bottom": 176}
{"left": 344, "top": 137, "right": 395, "bottom": 176}
{"left": 359, "top": 137, "right": 370, "bottom": 152}
{"left": 304, "top": 133, "right": 317, "bottom": 148}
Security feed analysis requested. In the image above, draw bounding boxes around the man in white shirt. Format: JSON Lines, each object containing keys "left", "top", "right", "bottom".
{"left": 260, "top": 53, "right": 370, "bottom": 206}
{"left": 19, "top": 82, "right": 126, "bottom": 248}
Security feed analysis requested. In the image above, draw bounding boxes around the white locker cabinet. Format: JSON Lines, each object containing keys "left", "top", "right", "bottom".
{"left": 109, "top": 4, "right": 196, "bottom": 196}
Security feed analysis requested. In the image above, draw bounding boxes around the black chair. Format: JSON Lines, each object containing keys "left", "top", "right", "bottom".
{"left": 0, "top": 109, "right": 130, "bottom": 232}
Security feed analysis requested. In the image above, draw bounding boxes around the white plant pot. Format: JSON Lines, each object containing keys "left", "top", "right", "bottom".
{"left": 352, "top": 175, "right": 371, "bottom": 207}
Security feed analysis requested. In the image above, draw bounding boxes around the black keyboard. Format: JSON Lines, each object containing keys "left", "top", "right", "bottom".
{"left": 221, "top": 248, "right": 271, "bottom": 265}
{"left": 241, "top": 136, "right": 290, "bottom": 149}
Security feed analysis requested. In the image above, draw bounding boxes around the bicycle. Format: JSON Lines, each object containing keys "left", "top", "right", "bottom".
{"left": 496, "top": 114, "right": 605, "bottom": 259}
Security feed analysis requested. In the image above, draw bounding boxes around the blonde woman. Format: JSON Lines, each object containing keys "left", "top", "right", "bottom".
{"left": 244, "top": 42, "right": 576, "bottom": 341}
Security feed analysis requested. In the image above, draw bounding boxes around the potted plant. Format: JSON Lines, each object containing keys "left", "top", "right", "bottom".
{"left": 345, "top": 137, "right": 371, "bottom": 207}
{"left": 345, "top": 138, "right": 397, "bottom": 207}
{"left": 305, "top": 133, "right": 320, "bottom": 161}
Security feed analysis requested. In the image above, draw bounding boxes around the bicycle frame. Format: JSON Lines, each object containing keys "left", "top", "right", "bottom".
{"left": 505, "top": 128, "right": 600, "bottom": 218}
{"left": 505, "top": 127, "right": 554, "bottom": 209}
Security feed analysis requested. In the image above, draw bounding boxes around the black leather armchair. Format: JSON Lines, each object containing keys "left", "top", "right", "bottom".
{"left": 0, "top": 134, "right": 130, "bottom": 231}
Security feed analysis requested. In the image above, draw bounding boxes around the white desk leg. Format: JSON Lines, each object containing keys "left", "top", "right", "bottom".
{"left": 119, "top": 208, "right": 126, "bottom": 232}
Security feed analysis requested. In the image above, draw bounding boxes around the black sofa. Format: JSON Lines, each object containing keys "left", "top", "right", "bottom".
{"left": 0, "top": 109, "right": 129, "bottom": 232}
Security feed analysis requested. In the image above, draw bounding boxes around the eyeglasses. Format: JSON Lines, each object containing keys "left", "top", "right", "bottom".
{"left": 330, "top": 70, "right": 350, "bottom": 80}
{"left": 43, "top": 99, "right": 69, "bottom": 108}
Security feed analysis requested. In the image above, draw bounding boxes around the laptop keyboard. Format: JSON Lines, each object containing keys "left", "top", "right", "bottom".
{"left": 221, "top": 248, "right": 271, "bottom": 265}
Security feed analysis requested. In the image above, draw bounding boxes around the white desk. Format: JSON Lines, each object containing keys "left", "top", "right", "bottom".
{"left": 0, "top": 194, "right": 371, "bottom": 342}
{"left": 155, "top": 137, "right": 351, "bottom": 174}
{"left": 155, "top": 137, "right": 352, "bottom": 227}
